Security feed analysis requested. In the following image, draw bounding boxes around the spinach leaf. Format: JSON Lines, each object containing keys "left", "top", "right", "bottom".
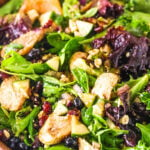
{"left": 1, "top": 52, "right": 49, "bottom": 74}
{"left": 50, "top": 12, "right": 69, "bottom": 28}
{"left": 0, "top": 0, "right": 23, "bottom": 16}
{"left": 14, "top": 107, "right": 40, "bottom": 136}
{"left": 97, "top": 129, "right": 128, "bottom": 150}
{"left": 139, "top": 92, "right": 150, "bottom": 110}
{"left": 59, "top": 37, "right": 81, "bottom": 67}
{"left": 136, "top": 123, "right": 150, "bottom": 146}
{"left": 81, "top": 107, "right": 93, "bottom": 126}
{"left": 47, "top": 32, "right": 72, "bottom": 52}
{"left": 72, "top": 68, "right": 89, "bottom": 93}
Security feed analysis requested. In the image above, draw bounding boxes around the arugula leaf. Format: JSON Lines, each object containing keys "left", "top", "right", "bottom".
{"left": 97, "top": 129, "right": 128, "bottom": 150}
{"left": 136, "top": 123, "right": 150, "bottom": 146}
{"left": 59, "top": 37, "right": 81, "bottom": 67}
{"left": 14, "top": 107, "right": 40, "bottom": 136}
{"left": 0, "top": 0, "right": 23, "bottom": 16}
{"left": 1, "top": 52, "right": 49, "bottom": 74}
{"left": 0, "top": 107, "right": 10, "bottom": 129}
{"left": 72, "top": 68, "right": 89, "bottom": 93}
{"left": 130, "top": 74, "right": 149, "bottom": 100}
{"left": 139, "top": 92, "right": 150, "bottom": 110}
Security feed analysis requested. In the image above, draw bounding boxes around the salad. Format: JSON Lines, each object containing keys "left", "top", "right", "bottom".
{"left": 0, "top": 0, "right": 150, "bottom": 149}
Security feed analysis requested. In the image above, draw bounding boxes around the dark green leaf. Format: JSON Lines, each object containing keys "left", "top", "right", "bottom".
{"left": 1, "top": 52, "right": 49, "bottom": 74}
{"left": 50, "top": 11, "right": 69, "bottom": 28}
{"left": 14, "top": 107, "right": 40, "bottom": 136}
{"left": 47, "top": 32, "right": 72, "bottom": 51}
{"left": 59, "top": 37, "right": 81, "bottom": 67}
{"left": 81, "top": 107, "right": 93, "bottom": 125}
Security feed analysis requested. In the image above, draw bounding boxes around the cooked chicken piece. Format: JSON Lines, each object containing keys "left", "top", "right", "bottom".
{"left": 19, "top": 0, "right": 62, "bottom": 15}
{"left": 0, "top": 77, "right": 30, "bottom": 111}
{"left": 92, "top": 73, "right": 119, "bottom": 100}
{"left": 1, "top": 28, "right": 47, "bottom": 57}
{"left": 0, "top": 141, "right": 11, "bottom": 150}
{"left": 78, "top": 138, "right": 100, "bottom": 150}
{"left": 39, "top": 114, "right": 71, "bottom": 145}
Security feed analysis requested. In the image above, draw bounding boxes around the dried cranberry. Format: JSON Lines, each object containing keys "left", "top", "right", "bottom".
{"left": 68, "top": 109, "right": 80, "bottom": 116}
{"left": 39, "top": 115, "right": 48, "bottom": 127}
{"left": 43, "top": 20, "right": 53, "bottom": 28}
{"left": 42, "top": 101, "right": 52, "bottom": 114}
{"left": 0, "top": 72, "right": 10, "bottom": 80}
{"left": 67, "top": 101, "right": 75, "bottom": 109}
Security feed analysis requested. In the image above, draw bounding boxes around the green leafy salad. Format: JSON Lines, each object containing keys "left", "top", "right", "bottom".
{"left": 0, "top": 0, "right": 150, "bottom": 150}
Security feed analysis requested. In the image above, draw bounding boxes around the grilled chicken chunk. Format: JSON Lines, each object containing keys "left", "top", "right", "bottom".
{"left": 78, "top": 138, "right": 100, "bottom": 150}
{"left": 0, "top": 141, "right": 11, "bottom": 150}
{"left": 92, "top": 73, "right": 119, "bottom": 100}
{"left": 1, "top": 28, "right": 47, "bottom": 57}
{"left": 19, "top": 0, "right": 62, "bottom": 15}
{"left": 39, "top": 114, "right": 71, "bottom": 145}
{"left": 0, "top": 77, "right": 30, "bottom": 111}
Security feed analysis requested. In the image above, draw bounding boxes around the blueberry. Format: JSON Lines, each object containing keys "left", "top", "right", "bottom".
{"left": 10, "top": 137, "right": 21, "bottom": 144}
{"left": 25, "top": 48, "right": 41, "bottom": 61}
{"left": 64, "top": 137, "right": 78, "bottom": 149}
{"left": 73, "top": 97, "right": 84, "bottom": 109}
{"left": 18, "top": 142, "right": 29, "bottom": 150}
{"left": 9, "top": 142, "right": 16, "bottom": 149}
